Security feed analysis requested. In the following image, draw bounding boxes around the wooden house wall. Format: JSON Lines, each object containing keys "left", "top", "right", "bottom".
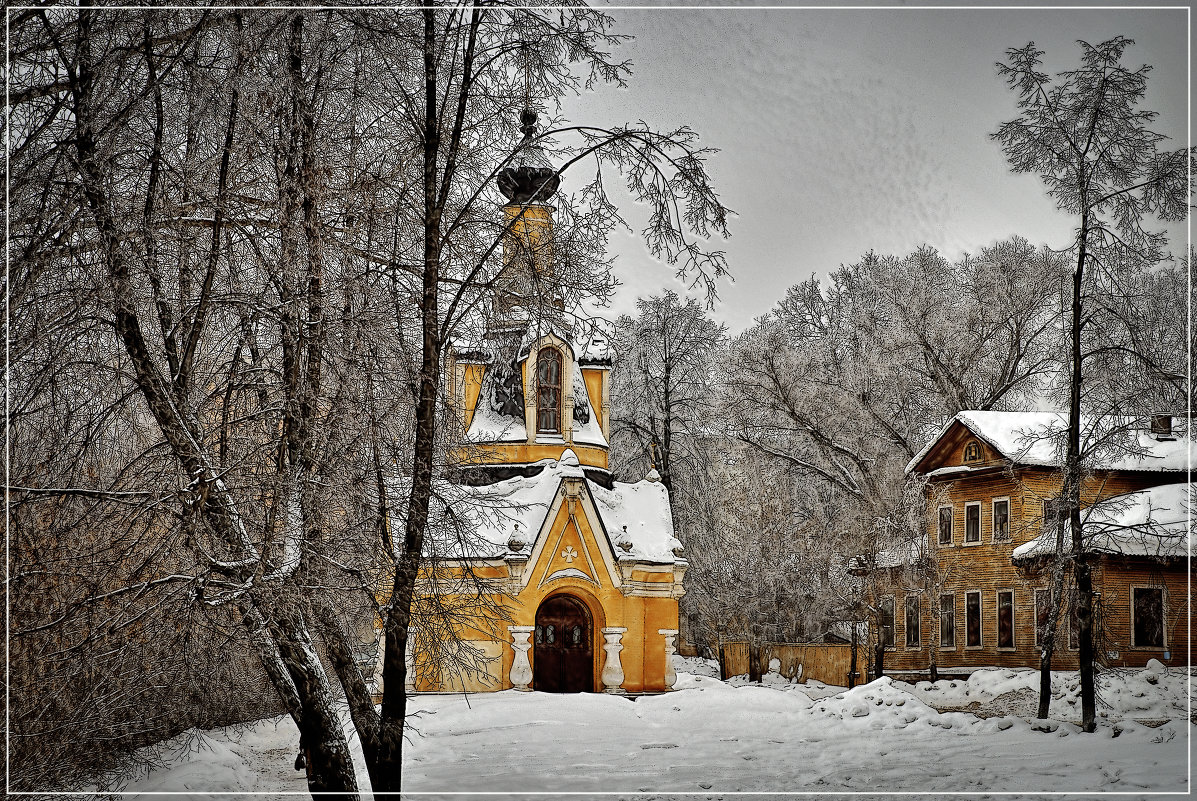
{"left": 1092, "top": 558, "right": 1191, "bottom": 668}
{"left": 878, "top": 425, "right": 1188, "bottom": 674}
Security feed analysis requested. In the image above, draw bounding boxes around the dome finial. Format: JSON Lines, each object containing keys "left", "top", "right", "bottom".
{"left": 497, "top": 104, "right": 559, "bottom": 204}
{"left": 520, "top": 107, "right": 539, "bottom": 142}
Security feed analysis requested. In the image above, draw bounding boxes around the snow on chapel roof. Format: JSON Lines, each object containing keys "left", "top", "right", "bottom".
{"left": 390, "top": 455, "right": 677, "bottom": 564}
{"left": 907, "top": 411, "right": 1190, "bottom": 475}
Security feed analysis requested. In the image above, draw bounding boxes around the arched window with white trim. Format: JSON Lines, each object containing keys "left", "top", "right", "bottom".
{"left": 536, "top": 348, "right": 562, "bottom": 433}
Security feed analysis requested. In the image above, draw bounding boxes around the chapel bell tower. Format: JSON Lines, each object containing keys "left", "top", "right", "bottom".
{"left": 445, "top": 110, "right": 613, "bottom": 484}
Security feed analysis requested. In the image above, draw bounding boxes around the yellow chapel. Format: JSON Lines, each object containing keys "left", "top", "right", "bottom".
{"left": 390, "top": 130, "right": 686, "bottom": 695}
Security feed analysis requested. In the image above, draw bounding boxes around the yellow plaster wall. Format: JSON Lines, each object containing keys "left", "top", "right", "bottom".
{"left": 581, "top": 367, "right": 609, "bottom": 439}
{"left": 450, "top": 442, "right": 609, "bottom": 471}
{"left": 460, "top": 363, "right": 486, "bottom": 430}
{"left": 503, "top": 205, "right": 555, "bottom": 275}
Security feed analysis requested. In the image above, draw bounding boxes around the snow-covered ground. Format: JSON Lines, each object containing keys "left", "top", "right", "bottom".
{"left": 112, "top": 658, "right": 1192, "bottom": 798}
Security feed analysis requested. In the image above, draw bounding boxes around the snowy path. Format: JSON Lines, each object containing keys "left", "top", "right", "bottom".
{"left": 116, "top": 665, "right": 1191, "bottom": 798}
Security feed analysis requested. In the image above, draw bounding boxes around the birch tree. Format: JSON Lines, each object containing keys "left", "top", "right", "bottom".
{"left": 993, "top": 36, "right": 1193, "bottom": 731}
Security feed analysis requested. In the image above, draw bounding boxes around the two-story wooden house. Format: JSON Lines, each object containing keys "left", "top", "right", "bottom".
{"left": 872, "top": 410, "right": 1189, "bottom": 675}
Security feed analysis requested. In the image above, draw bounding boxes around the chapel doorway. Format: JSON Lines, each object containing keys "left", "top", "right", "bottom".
{"left": 533, "top": 594, "right": 593, "bottom": 692}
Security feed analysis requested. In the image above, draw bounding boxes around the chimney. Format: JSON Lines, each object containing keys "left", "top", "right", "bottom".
{"left": 1150, "top": 414, "right": 1175, "bottom": 440}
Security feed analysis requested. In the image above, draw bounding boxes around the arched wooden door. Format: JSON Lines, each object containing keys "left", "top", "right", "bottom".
{"left": 533, "top": 595, "right": 593, "bottom": 693}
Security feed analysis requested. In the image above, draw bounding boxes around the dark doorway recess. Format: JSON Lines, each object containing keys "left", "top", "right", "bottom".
{"left": 534, "top": 594, "right": 593, "bottom": 693}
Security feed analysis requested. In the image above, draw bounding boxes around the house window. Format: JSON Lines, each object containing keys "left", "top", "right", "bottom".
{"left": 992, "top": 498, "right": 1010, "bottom": 542}
{"left": 962, "top": 441, "right": 981, "bottom": 462}
{"left": 938, "top": 506, "right": 953, "bottom": 546}
{"left": 965, "top": 591, "right": 982, "bottom": 647}
{"left": 879, "top": 596, "right": 895, "bottom": 648}
{"left": 1034, "top": 588, "right": 1053, "bottom": 648}
{"left": 1042, "top": 498, "right": 1065, "bottom": 529}
{"left": 1132, "top": 587, "right": 1165, "bottom": 648}
{"left": 997, "top": 590, "right": 1014, "bottom": 649}
{"left": 939, "top": 594, "right": 956, "bottom": 649}
{"left": 536, "top": 348, "right": 562, "bottom": 433}
{"left": 965, "top": 503, "right": 981, "bottom": 544}
{"left": 905, "top": 595, "right": 921, "bottom": 648}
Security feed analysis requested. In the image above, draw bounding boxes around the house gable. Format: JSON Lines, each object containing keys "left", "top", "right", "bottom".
{"left": 910, "top": 419, "right": 1006, "bottom": 476}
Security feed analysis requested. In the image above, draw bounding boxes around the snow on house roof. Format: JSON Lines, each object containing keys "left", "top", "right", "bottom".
{"left": 848, "top": 535, "right": 926, "bottom": 573}
{"left": 390, "top": 454, "right": 677, "bottom": 564}
{"left": 1011, "top": 482, "right": 1192, "bottom": 562}
{"left": 907, "top": 411, "right": 1191, "bottom": 475}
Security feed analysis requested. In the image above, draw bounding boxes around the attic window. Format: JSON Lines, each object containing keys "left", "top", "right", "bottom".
{"left": 962, "top": 441, "right": 982, "bottom": 463}
{"left": 536, "top": 348, "right": 562, "bottom": 433}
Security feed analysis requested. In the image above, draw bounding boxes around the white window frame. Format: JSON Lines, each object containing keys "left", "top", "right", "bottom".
{"left": 964, "top": 502, "right": 982, "bottom": 545}
{"left": 991, "top": 497, "right": 1011, "bottom": 543}
{"left": 534, "top": 346, "right": 564, "bottom": 435}
{"left": 937, "top": 505, "right": 953, "bottom": 547}
{"left": 964, "top": 590, "right": 983, "bottom": 649}
{"left": 1130, "top": 585, "right": 1167, "bottom": 649}
{"left": 995, "top": 589, "right": 1015, "bottom": 651}
{"left": 939, "top": 593, "right": 956, "bottom": 650}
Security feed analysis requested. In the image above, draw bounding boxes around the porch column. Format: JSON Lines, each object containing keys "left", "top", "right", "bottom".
{"left": 509, "top": 625, "right": 535, "bottom": 691}
{"left": 659, "top": 628, "right": 679, "bottom": 690}
{"left": 601, "top": 626, "right": 628, "bottom": 694}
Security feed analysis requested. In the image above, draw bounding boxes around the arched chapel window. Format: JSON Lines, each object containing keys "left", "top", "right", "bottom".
{"left": 536, "top": 348, "right": 562, "bottom": 433}
{"left": 962, "top": 441, "right": 981, "bottom": 463}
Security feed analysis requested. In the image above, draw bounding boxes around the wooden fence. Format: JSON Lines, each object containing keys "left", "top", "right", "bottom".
{"left": 719, "top": 641, "right": 865, "bottom": 687}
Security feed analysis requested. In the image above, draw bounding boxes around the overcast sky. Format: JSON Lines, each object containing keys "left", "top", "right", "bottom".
{"left": 560, "top": 4, "right": 1190, "bottom": 332}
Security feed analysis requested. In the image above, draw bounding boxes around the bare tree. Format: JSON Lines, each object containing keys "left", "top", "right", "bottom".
{"left": 10, "top": 4, "right": 730, "bottom": 794}
{"left": 717, "top": 239, "right": 1064, "bottom": 671}
{"left": 609, "top": 292, "right": 726, "bottom": 494}
{"left": 993, "top": 35, "right": 1193, "bottom": 731}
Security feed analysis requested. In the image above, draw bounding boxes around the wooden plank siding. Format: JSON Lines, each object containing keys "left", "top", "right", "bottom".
{"left": 875, "top": 424, "right": 1190, "bottom": 673}
{"left": 720, "top": 641, "right": 866, "bottom": 686}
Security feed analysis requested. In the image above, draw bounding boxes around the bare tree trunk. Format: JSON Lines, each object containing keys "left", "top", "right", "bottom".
{"left": 1037, "top": 533, "right": 1069, "bottom": 720}
{"left": 1067, "top": 219, "right": 1097, "bottom": 732}
{"left": 66, "top": 13, "right": 361, "bottom": 796}
{"left": 271, "top": 608, "right": 359, "bottom": 799}
{"left": 312, "top": 600, "right": 382, "bottom": 789}
{"left": 748, "top": 641, "right": 762, "bottom": 683}
{"left": 375, "top": 5, "right": 445, "bottom": 791}
{"left": 848, "top": 623, "right": 858, "bottom": 688}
